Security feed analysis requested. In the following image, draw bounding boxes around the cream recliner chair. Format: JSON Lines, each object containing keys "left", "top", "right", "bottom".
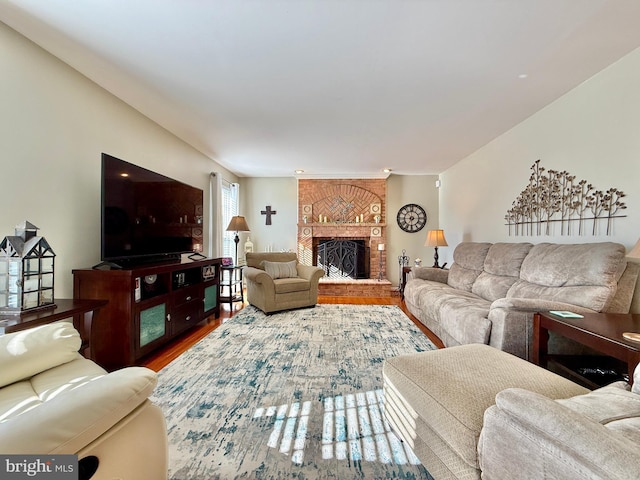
{"left": 0, "top": 322, "right": 167, "bottom": 479}
{"left": 244, "top": 252, "right": 324, "bottom": 313}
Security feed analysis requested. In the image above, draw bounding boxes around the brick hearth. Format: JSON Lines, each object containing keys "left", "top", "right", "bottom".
{"left": 318, "top": 278, "right": 394, "bottom": 297}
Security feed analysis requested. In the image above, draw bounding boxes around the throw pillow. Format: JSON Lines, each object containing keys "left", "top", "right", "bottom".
{"left": 263, "top": 260, "right": 298, "bottom": 279}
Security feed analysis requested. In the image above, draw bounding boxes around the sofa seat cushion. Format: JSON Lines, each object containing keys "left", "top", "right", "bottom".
{"left": 557, "top": 382, "right": 640, "bottom": 444}
{"left": 435, "top": 290, "right": 492, "bottom": 345}
{"left": 383, "top": 344, "right": 588, "bottom": 471}
{"left": 0, "top": 356, "right": 106, "bottom": 421}
{"left": 403, "top": 278, "right": 450, "bottom": 311}
{"left": 0, "top": 358, "right": 158, "bottom": 454}
{"left": 274, "top": 277, "right": 311, "bottom": 294}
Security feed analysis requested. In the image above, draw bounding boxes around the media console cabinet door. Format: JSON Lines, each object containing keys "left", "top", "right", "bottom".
{"left": 204, "top": 282, "right": 218, "bottom": 313}
{"left": 135, "top": 298, "right": 169, "bottom": 358}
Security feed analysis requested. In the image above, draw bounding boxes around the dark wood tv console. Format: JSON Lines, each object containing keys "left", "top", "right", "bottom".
{"left": 73, "top": 257, "right": 222, "bottom": 371}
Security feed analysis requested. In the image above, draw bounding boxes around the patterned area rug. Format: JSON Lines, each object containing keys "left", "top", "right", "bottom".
{"left": 151, "top": 304, "right": 436, "bottom": 479}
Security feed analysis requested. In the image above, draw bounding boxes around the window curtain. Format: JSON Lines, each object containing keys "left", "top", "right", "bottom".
{"left": 209, "top": 172, "right": 223, "bottom": 257}
{"left": 222, "top": 182, "right": 239, "bottom": 259}
{"left": 209, "top": 173, "right": 239, "bottom": 259}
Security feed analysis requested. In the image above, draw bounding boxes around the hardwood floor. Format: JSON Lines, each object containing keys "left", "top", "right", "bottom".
{"left": 141, "top": 295, "right": 444, "bottom": 372}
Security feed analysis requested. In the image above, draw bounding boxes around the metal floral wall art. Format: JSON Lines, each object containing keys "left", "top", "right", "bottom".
{"left": 505, "top": 160, "right": 627, "bottom": 236}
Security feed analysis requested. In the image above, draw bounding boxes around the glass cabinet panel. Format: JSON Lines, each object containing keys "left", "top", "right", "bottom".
{"left": 139, "top": 303, "right": 166, "bottom": 347}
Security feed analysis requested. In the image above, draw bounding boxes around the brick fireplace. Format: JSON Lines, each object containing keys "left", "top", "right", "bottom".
{"left": 297, "top": 179, "right": 390, "bottom": 296}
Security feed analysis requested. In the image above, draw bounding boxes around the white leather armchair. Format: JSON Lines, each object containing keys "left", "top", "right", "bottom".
{"left": 0, "top": 322, "right": 167, "bottom": 479}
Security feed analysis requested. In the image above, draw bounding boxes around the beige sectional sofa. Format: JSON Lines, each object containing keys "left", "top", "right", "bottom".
{"left": 403, "top": 242, "right": 639, "bottom": 359}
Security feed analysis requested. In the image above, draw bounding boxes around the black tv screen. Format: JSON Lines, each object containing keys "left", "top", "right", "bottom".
{"left": 101, "top": 153, "right": 204, "bottom": 265}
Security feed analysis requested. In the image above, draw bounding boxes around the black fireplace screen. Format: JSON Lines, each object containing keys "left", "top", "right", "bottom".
{"left": 317, "top": 239, "right": 369, "bottom": 279}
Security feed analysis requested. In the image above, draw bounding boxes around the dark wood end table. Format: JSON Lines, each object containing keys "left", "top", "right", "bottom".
{"left": 219, "top": 265, "right": 244, "bottom": 310}
{"left": 0, "top": 298, "right": 108, "bottom": 359}
{"left": 533, "top": 311, "right": 640, "bottom": 387}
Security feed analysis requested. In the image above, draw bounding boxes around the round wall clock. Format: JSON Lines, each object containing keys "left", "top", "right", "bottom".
{"left": 396, "top": 203, "right": 427, "bottom": 233}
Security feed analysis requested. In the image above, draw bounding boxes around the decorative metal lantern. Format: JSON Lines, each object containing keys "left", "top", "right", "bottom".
{"left": 0, "top": 221, "right": 56, "bottom": 315}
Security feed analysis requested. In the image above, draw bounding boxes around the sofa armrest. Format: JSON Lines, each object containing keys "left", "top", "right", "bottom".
{"left": 487, "top": 299, "right": 598, "bottom": 358}
{"left": 296, "top": 264, "right": 325, "bottom": 282}
{"left": 479, "top": 388, "right": 640, "bottom": 480}
{"left": 243, "top": 266, "right": 274, "bottom": 285}
{"left": 0, "top": 366, "right": 158, "bottom": 454}
{"left": 412, "top": 267, "right": 448, "bottom": 284}
{"left": 490, "top": 297, "right": 598, "bottom": 315}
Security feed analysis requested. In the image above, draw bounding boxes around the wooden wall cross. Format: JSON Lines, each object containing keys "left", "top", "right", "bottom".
{"left": 261, "top": 205, "right": 277, "bottom": 225}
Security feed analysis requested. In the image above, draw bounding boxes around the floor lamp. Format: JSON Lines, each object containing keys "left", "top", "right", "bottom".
{"left": 425, "top": 229, "right": 448, "bottom": 268}
{"left": 226, "top": 216, "right": 250, "bottom": 265}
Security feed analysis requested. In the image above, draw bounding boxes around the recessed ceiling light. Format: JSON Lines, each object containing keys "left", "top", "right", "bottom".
{"left": 382, "top": 168, "right": 392, "bottom": 173}
{"left": 295, "top": 169, "right": 304, "bottom": 174}
{"left": 120, "top": 173, "right": 129, "bottom": 177}
{"left": 518, "top": 73, "right": 528, "bottom": 79}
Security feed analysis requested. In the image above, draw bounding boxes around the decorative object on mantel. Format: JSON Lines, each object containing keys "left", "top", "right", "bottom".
{"left": 415, "top": 258, "right": 422, "bottom": 267}
{"left": 505, "top": 160, "right": 627, "bottom": 236}
{"left": 226, "top": 216, "right": 250, "bottom": 265}
{"left": 425, "top": 229, "right": 448, "bottom": 268}
{"left": 377, "top": 243, "right": 385, "bottom": 281}
{"left": 261, "top": 206, "right": 277, "bottom": 225}
{"left": 0, "top": 221, "right": 56, "bottom": 315}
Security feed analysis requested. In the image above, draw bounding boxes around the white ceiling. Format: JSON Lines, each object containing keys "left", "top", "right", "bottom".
{"left": 3, "top": 1, "right": 640, "bottom": 178}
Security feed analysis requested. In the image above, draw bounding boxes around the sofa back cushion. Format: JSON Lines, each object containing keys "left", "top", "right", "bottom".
{"left": 447, "top": 242, "right": 492, "bottom": 292}
{"left": 0, "top": 322, "right": 81, "bottom": 388}
{"left": 246, "top": 252, "right": 298, "bottom": 270}
{"left": 472, "top": 243, "right": 533, "bottom": 301}
{"left": 507, "top": 242, "right": 627, "bottom": 311}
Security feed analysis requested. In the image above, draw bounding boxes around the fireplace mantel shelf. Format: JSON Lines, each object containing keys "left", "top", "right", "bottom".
{"left": 298, "top": 222, "right": 386, "bottom": 227}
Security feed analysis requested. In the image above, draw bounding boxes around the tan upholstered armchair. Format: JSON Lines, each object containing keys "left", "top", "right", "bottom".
{"left": 244, "top": 252, "right": 324, "bottom": 313}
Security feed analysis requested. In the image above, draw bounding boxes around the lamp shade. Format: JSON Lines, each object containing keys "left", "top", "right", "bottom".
{"left": 627, "top": 238, "right": 640, "bottom": 263}
{"left": 226, "top": 216, "right": 250, "bottom": 232}
{"left": 425, "top": 229, "right": 448, "bottom": 247}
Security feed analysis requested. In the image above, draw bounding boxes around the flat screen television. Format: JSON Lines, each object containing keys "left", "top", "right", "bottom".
{"left": 101, "top": 153, "right": 204, "bottom": 267}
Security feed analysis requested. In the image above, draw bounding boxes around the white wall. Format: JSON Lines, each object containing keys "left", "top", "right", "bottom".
{"left": 386, "top": 174, "right": 440, "bottom": 285}
{"left": 240, "top": 177, "right": 298, "bottom": 255}
{"left": 439, "top": 45, "right": 640, "bottom": 267}
{"left": 0, "top": 22, "right": 237, "bottom": 297}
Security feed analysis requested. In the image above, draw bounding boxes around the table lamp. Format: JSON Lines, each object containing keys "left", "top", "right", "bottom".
{"left": 425, "top": 229, "right": 448, "bottom": 268}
